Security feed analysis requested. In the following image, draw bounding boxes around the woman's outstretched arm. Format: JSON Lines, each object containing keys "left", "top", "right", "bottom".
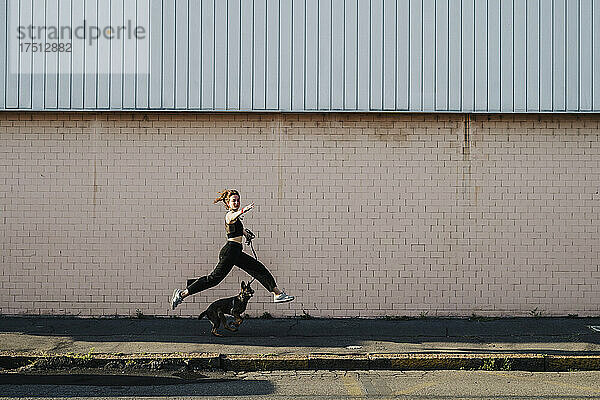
{"left": 225, "top": 202, "right": 254, "bottom": 224}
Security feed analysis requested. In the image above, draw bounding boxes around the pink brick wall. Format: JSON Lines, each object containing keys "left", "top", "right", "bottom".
{"left": 1, "top": 112, "right": 599, "bottom": 317}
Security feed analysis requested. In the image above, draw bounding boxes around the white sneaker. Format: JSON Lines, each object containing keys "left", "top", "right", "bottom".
{"left": 274, "top": 292, "right": 294, "bottom": 303}
{"left": 170, "top": 289, "right": 184, "bottom": 310}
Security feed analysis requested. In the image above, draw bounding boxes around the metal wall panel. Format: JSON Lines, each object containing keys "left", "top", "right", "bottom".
{"left": 357, "top": 0, "right": 369, "bottom": 110}
{"left": 162, "top": 0, "right": 175, "bottom": 108}
{"left": 344, "top": 0, "right": 358, "bottom": 110}
{"left": 0, "top": 0, "right": 5, "bottom": 109}
{"left": 594, "top": 0, "right": 600, "bottom": 110}
{"left": 226, "top": 0, "right": 240, "bottom": 110}
{"left": 461, "top": 0, "right": 474, "bottom": 111}
{"left": 57, "top": 0, "right": 71, "bottom": 109}
{"left": 97, "top": 0, "right": 110, "bottom": 109}
{"left": 396, "top": 0, "right": 409, "bottom": 110}
{"left": 2, "top": 0, "right": 599, "bottom": 112}
{"left": 265, "top": 0, "right": 279, "bottom": 110}
{"left": 291, "top": 0, "right": 304, "bottom": 110}
{"left": 553, "top": 0, "right": 566, "bottom": 111}
{"left": 332, "top": 0, "right": 345, "bottom": 109}
{"left": 580, "top": 0, "right": 592, "bottom": 111}
{"left": 501, "top": 0, "right": 513, "bottom": 111}
{"left": 447, "top": 0, "right": 461, "bottom": 111}
{"left": 253, "top": 0, "right": 266, "bottom": 110}
{"left": 409, "top": 0, "right": 422, "bottom": 110}
{"left": 319, "top": 0, "right": 332, "bottom": 109}
{"left": 6, "top": 0, "right": 18, "bottom": 107}
{"left": 488, "top": 0, "right": 500, "bottom": 112}
{"left": 371, "top": 0, "right": 383, "bottom": 110}
{"left": 202, "top": 0, "right": 215, "bottom": 109}
{"left": 110, "top": 0, "right": 123, "bottom": 109}
{"left": 136, "top": 0, "right": 150, "bottom": 109}
{"left": 566, "top": 0, "right": 578, "bottom": 110}
{"left": 215, "top": 1, "right": 228, "bottom": 110}
{"left": 150, "top": 0, "right": 163, "bottom": 109}
{"left": 435, "top": 0, "right": 449, "bottom": 111}
{"left": 540, "top": 0, "right": 553, "bottom": 111}
{"left": 527, "top": 0, "right": 540, "bottom": 112}
{"left": 188, "top": 0, "right": 201, "bottom": 109}
{"left": 32, "top": 0, "right": 45, "bottom": 109}
{"left": 422, "top": 0, "right": 435, "bottom": 111}
{"left": 514, "top": 0, "right": 527, "bottom": 112}
{"left": 474, "top": 0, "right": 487, "bottom": 111}
{"left": 19, "top": 0, "right": 32, "bottom": 109}
{"left": 241, "top": 0, "right": 253, "bottom": 110}
{"left": 279, "top": 0, "right": 292, "bottom": 110}
{"left": 123, "top": 0, "right": 136, "bottom": 108}
{"left": 305, "top": 0, "right": 317, "bottom": 110}
{"left": 175, "top": 0, "right": 188, "bottom": 109}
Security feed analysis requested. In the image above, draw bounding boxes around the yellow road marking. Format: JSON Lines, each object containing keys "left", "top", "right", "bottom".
{"left": 394, "top": 381, "right": 437, "bottom": 396}
{"left": 544, "top": 381, "right": 600, "bottom": 394}
{"left": 485, "top": 371, "right": 600, "bottom": 394}
{"left": 342, "top": 374, "right": 365, "bottom": 397}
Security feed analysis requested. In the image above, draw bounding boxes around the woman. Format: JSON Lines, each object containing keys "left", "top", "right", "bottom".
{"left": 170, "top": 189, "right": 294, "bottom": 310}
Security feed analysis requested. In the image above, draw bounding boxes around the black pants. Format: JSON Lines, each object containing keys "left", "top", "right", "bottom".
{"left": 186, "top": 241, "right": 277, "bottom": 295}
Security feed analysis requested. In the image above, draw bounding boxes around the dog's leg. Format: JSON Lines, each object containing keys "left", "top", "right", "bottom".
{"left": 233, "top": 313, "right": 243, "bottom": 327}
{"left": 221, "top": 311, "right": 237, "bottom": 332}
{"left": 226, "top": 322, "right": 238, "bottom": 331}
{"left": 209, "top": 312, "right": 223, "bottom": 337}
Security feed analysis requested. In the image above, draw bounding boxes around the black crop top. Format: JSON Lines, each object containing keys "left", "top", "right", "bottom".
{"left": 226, "top": 217, "right": 244, "bottom": 238}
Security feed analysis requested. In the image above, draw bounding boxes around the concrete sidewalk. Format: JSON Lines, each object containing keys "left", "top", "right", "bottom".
{"left": 1, "top": 316, "right": 600, "bottom": 372}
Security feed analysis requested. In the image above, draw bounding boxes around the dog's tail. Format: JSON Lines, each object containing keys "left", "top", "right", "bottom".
{"left": 198, "top": 310, "right": 207, "bottom": 320}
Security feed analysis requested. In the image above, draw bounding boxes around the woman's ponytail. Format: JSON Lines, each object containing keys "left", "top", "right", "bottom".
{"left": 214, "top": 189, "right": 240, "bottom": 208}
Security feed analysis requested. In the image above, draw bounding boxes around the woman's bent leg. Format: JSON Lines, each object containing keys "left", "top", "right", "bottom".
{"left": 236, "top": 252, "right": 277, "bottom": 292}
{"left": 186, "top": 243, "right": 239, "bottom": 295}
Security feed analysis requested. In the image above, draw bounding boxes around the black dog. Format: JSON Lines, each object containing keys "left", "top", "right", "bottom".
{"left": 198, "top": 281, "right": 254, "bottom": 337}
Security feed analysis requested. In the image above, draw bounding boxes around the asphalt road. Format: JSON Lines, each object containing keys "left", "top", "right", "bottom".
{"left": 1, "top": 369, "right": 600, "bottom": 399}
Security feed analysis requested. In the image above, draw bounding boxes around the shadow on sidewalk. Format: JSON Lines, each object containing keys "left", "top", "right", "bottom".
{"left": 0, "top": 373, "right": 274, "bottom": 397}
{"left": 1, "top": 316, "right": 599, "bottom": 356}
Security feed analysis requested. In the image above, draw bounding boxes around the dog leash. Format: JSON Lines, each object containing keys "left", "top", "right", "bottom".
{"left": 245, "top": 230, "right": 257, "bottom": 286}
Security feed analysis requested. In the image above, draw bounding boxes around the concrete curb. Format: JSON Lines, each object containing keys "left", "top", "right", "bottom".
{"left": 1, "top": 353, "right": 599, "bottom": 372}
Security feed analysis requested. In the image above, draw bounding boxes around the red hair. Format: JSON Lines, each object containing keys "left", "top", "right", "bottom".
{"left": 214, "top": 189, "right": 240, "bottom": 209}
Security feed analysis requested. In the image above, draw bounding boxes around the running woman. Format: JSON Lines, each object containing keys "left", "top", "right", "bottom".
{"left": 170, "top": 189, "right": 294, "bottom": 310}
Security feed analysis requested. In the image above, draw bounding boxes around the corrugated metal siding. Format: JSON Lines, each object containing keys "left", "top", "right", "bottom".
{"left": 2, "top": 0, "right": 599, "bottom": 112}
